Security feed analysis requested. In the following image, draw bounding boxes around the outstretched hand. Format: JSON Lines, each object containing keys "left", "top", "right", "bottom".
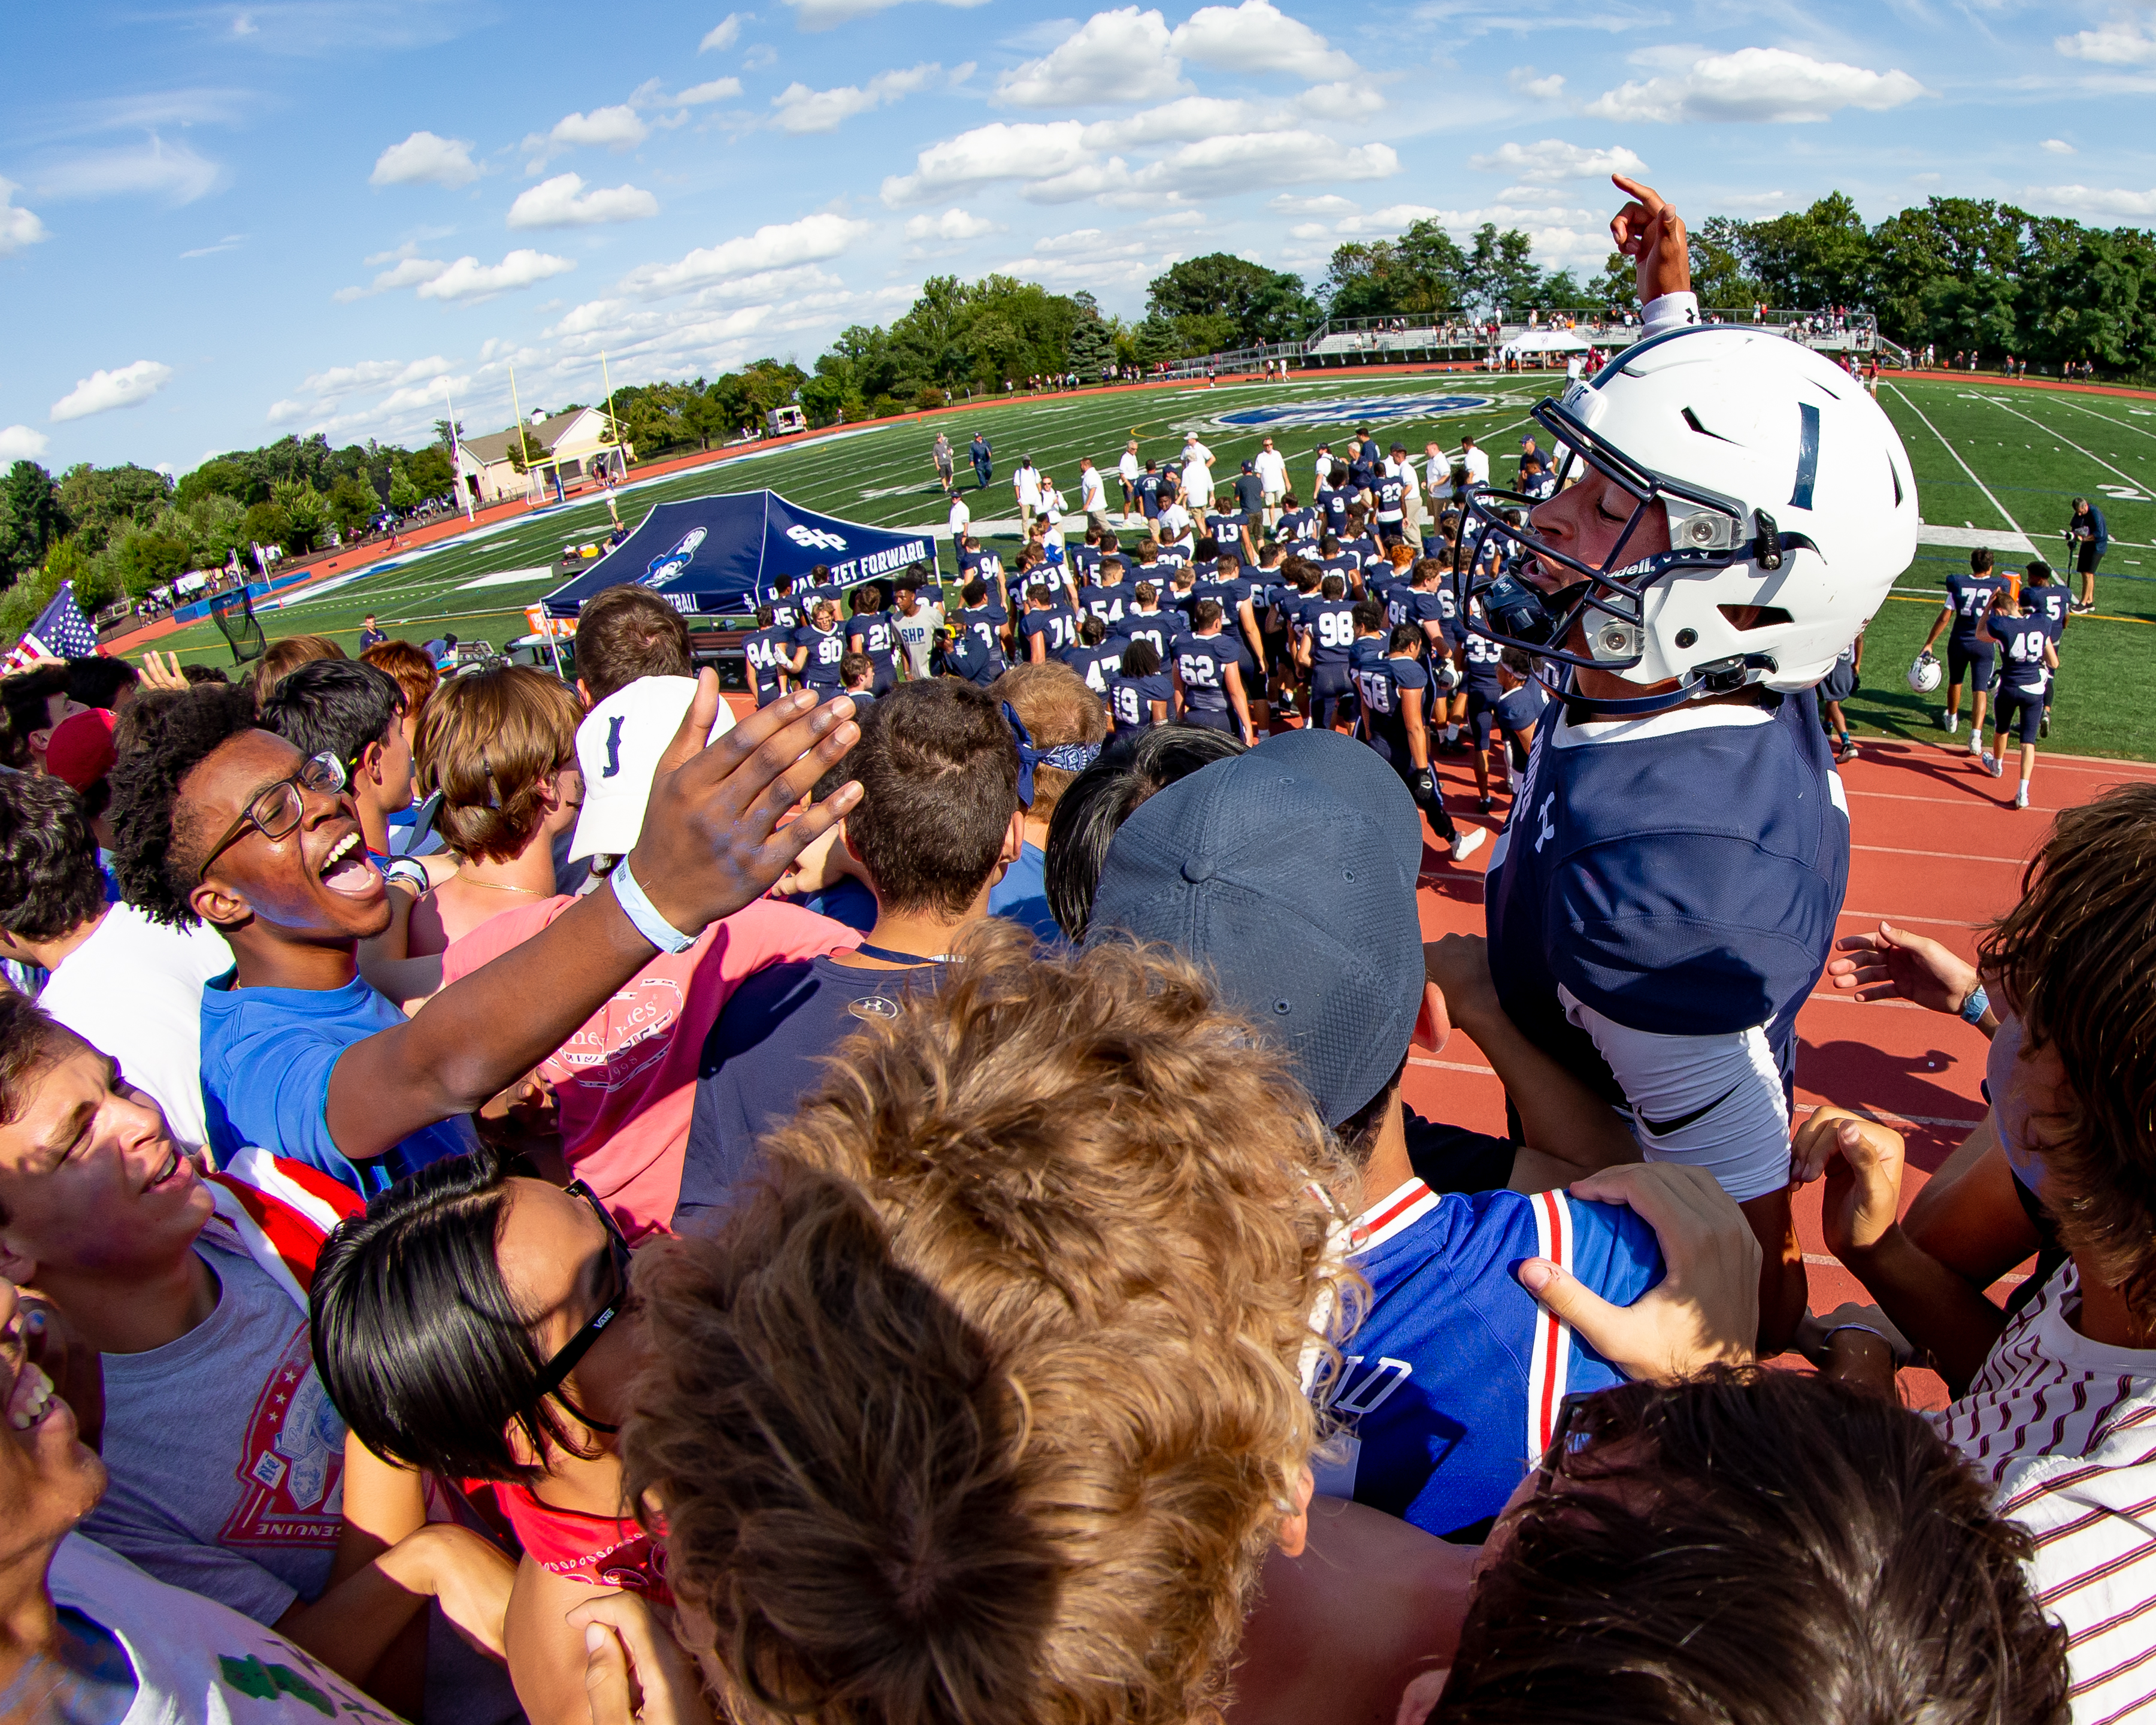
{"left": 625, "top": 675, "right": 862, "bottom": 937}
{"left": 1827, "top": 921, "right": 1982, "bottom": 1020}
{"left": 137, "top": 649, "right": 192, "bottom": 692}
{"left": 1610, "top": 176, "right": 1691, "bottom": 305}
{"left": 1516, "top": 1163, "right": 1758, "bottom": 1383}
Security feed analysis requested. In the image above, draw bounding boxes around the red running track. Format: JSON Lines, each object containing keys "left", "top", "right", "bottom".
{"left": 1403, "top": 730, "right": 2156, "bottom": 1406}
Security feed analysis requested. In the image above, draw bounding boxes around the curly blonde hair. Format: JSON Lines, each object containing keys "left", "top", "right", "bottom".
{"left": 625, "top": 921, "right": 1353, "bottom": 1725}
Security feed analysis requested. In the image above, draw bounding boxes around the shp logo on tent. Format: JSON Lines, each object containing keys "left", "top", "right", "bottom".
{"left": 1214, "top": 395, "right": 1496, "bottom": 429}
{"left": 641, "top": 528, "right": 707, "bottom": 589}
{"left": 786, "top": 525, "right": 850, "bottom": 553}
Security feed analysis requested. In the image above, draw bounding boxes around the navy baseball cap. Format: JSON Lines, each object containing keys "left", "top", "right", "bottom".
{"left": 1088, "top": 729, "right": 1425, "bottom": 1125}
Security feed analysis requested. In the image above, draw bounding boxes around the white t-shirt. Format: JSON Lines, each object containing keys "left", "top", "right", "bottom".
{"left": 948, "top": 495, "right": 971, "bottom": 535}
{"left": 48, "top": 1535, "right": 402, "bottom": 1725}
{"left": 1118, "top": 449, "right": 1141, "bottom": 483}
{"left": 1039, "top": 488, "right": 1067, "bottom": 547}
{"left": 891, "top": 600, "right": 944, "bottom": 680}
{"left": 1255, "top": 449, "right": 1288, "bottom": 493}
{"left": 37, "top": 904, "right": 230, "bottom": 1148}
{"left": 1158, "top": 501, "right": 1192, "bottom": 542}
{"left": 1314, "top": 454, "right": 1334, "bottom": 493}
{"left": 1015, "top": 467, "right": 1042, "bottom": 507}
{"left": 1080, "top": 467, "right": 1106, "bottom": 511}
{"left": 1182, "top": 459, "right": 1213, "bottom": 505}
{"left": 1936, "top": 1261, "right": 2156, "bottom": 1724}
{"left": 1461, "top": 446, "right": 1491, "bottom": 488}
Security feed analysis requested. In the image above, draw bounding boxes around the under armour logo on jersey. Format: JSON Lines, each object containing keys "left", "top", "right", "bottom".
{"left": 1534, "top": 792, "right": 1557, "bottom": 853}
{"left": 601, "top": 716, "right": 625, "bottom": 779}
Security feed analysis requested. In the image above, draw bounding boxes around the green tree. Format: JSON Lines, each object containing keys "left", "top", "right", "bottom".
{"left": 242, "top": 501, "right": 291, "bottom": 555}
{"left": 1733, "top": 192, "right": 1876, "bottom": 310}
{"left": 105, "top": 527, "right": 190, "bottom": 601}
{"left": 0, "top": 462, "right": 68, "bottom": 584}
{"left": 1690, "top": 218, "right": 1765, "bottom": 309}
{"left": 55, "top": 464, "right": 171, "bottom": 555}
{"left": 1462, "top": 225, "right": 1542, "bottom": 315}
{"left": 1147, "top": 254, "right": 1318, "bottom": 346}
{"left": 386, "top": 468, "right": 420, "bottom": 513}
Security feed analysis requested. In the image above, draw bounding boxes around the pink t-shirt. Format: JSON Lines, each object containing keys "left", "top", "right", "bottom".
{"left": 441, "top": 896, "right": 859, "bottom": 1236}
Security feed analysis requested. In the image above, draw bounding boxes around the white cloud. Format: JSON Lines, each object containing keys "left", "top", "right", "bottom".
{"left": 782, "top": 0, "right": 989, "bottom": 29}
{"left": 2027, "top": 183, "right": 2156, "bottom": 217}
{"left": 370, "top": 131, "right": 480, "bottom": 188}
{"left": 0, "top": 426, "right": 51, "bottom": 461}
{"left": 1469, "top": 138, "right": 1648, "bottom": 184}
{"left": 268, "top": 355, "right": 462, "bottom": 421}
{"left": 2041, "top": 137, "right": 2076, "bottom": 153}
{"left": 1132, "top": 131, "right": 1397, "bottom": 196}
{"left": 674, "top": 77, "right": 743, "bottom": 104}
{"left": 619, "top": 211, "right": 871, "bottom": 297}
{"left": 2055, "top": 17, "right": 2156, "bottom": 63}
{"left": 882, "top": 120, "right": 1094, "bottom": 202}
{"left": 1170, "top": 0, "right": 1358, "bottom": 78}
{"left": 415, "top": 249, "right": 577, "bottom": 301}
{"left": 1509, "top": 66, "right": 1566, "bottom": 98}
{"left": 332, "top": 255, "right": 450, "bottom": 301}
{"left": 1585, "top": 47, "right": 1927, "bottom": 122}
{"left": 1714, "top": 188, "right": 1789, "bottom": 210}
{"left": 1025, "top": 159, "right": 1138, "bottom": 202}
{"left": 507, "top": 172, "right": 660, "bottom": 228}
{"left": 903, "top": 207, "right": 1002, "bottom": 240}
{"left": 997, "top": 9, "right": 1188, "bottom": 108}
{"left": 0, "top": 179, "right": 49, "bottom": 256}
{"left": 1268, "top": 192, "right": 1359, "bottom": 217}
{"left": 1300, "top": 81, "right": 1379, "bottom": 120}
{"left": 770, "top": 62, "right": 940, "bottom": 132}
{"left": 700, "top": 12, "right": 744, "bottom": 50}
{"left": 529, "top": 105, "right": 651, "bottom": 170}
{"left": 50, "top": 359, "right": 174, "bottom": 422}
{"left": 1082, "top": 97, "right": 1265, "bottom": 149}
{"left": 35, "top": 136, "right": 220, "bottom": 205}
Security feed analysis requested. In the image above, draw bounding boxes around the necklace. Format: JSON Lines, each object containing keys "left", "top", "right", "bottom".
{"left": 456, "top": 873, "right": 544, "bottom": 896}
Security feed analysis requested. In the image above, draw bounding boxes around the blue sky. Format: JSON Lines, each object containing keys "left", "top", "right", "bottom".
{"left": 4, "top": 0, "right": 2153, "bottom": 476}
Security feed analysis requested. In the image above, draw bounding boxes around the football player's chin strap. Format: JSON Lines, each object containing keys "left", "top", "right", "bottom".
{"left": 1551, "top": 653, "right": 1781, "bottom": 720}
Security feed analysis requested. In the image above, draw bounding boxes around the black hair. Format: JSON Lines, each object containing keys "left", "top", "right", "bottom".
{"left": 1043, "top": 726, "right": 1246, "bottom": 942}
{"left": 1080, "top": 615, "right": 1107, "bottom": 646}
{"left": 258, "top": 659, "right": 404, "bottom": 776}
{"left": 1120, "top": 640, "right": 1161, "bottom": 677}
{"left": 311, "top": 1149, "right": 595, "bottom": 1482}
{"left": 1321, "top": 574, "right": 1346, "bottom": 600}
{"left": 0, "top": 666, "right": 71, "bottom": 771}
{"left": 1972, "top": 548, "right": 1994, "bottom": 574}
{"left": 68, "top": 657, "right": 139, "bottom": 711}
{"left": 183, "top": 664, "right": 231, "bottom": 685}
{"left": 107, "top": 683, "right": 261, "bottom": 927}
{"left": 962, "top": 578, "right": 988, "bottom": 606}
{"left": 2027, "top": 559, "right": 2054, "bottom": 583}
{"left": 1353, "top": 599, "right": 1387, "bottom": 633}
{"left": 1388, "top": 623, "right": 1425, "bottom": 655}
{"left": 0, "top": 774, "right": 105, "bottom": 942}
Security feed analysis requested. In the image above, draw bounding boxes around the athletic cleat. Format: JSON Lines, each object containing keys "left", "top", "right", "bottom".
{"left": 1477, "top": 795, "right": 1494, "bottom": 815}
{"left": 1939, "top": 709, "right": 1955, "bottom": 733}
{"left": 1968, "top": 730, "right": 1984, "bottom": 756}
{"left": 2040, "top": 710, "right": 2050, "bottom": 739}
{"left": 1450, "top": 827, "right": 1486, "bottom": 864}
{"left": 1986, "top": 752, "right": 2003, "bottom": 777}
{"left": 1837, "top": 741, "right": 1860, "bottom": 762}
{"left": 2015, "top": 788, "right": 2030, "bottom": 809}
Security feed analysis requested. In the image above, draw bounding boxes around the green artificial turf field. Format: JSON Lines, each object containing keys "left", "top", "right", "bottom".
{"left": 135, "top": 372, "right": 2156, "bottom": 759}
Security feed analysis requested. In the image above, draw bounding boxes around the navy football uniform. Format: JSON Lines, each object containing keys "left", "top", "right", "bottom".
{"left": 1484, "top": 691, "right": 1849, "bottom": 1202}
{"left": 844, "top": 613, "right": 900, "bottom": 694}
{"left": 1108, "top": 669, "right": 1173, "bottom": 731}
{"left": 1021, "top": 605, "right": 1082, "bottom": 659}
{"left": 743, "top": 625, "right": 794, "bottom": 706}
{"left": 958, "top": 598, "right": 1007, "bottom": 655}
{"left": 1458, "top": 619, "right": 1507, "bottom": 746}
{"left": 1122, "top": 611, "right": 1177, "bottom": 662}
{"left": 1373, "top": 473, "right": 1407, "bottom": 531}
{"left": 1316, "top": 485, "right": 1351, "bottom": 537}
{"left": 1278, "top": 505, "right": 1319, "bottom": 545}
{"left": 1135, "top": 471, "right": 1163, "bottom": 518}
{"left": 1943, "top": 568, "right": 2004, "bottom": 692}
{"left": 1358, "top": 648, "right": 1427, "bottom": 770}
{"left": 1173, "top": 633, "right": 1241, "bottom": 733}
{"left": 1318, "top": 1181, "right": 1661, "bottom": 1538}
{"left": 1988, "top": 609, "right": 2056, "bottom": 743}
{"left": 1067, "top": 542, "right": 1102, "bottom": 583}
{"left": 1078, "top": 579, "right": 1135, "bottom": 625}
{"left": 1061, "top": 636, "right": 1126, "bottom": 703}
{"left": 767, "top": 595, "right": 804, "bottom": 631}
{"left": 2029, "top": 584, "right": 2070, "bottom": 632}
{"left": 791, "top": 623, "right": 847, "bottom": 692}
{"left": 1306, "top": 598, "right": 1361, "bottom": 730}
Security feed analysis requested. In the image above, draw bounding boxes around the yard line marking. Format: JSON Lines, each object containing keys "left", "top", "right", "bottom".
{"left": 1887, "top": 383, "right": 2027, "bottom": 539}
{"left": 1970, "top": 393, "right": 2152, "bottom": 499}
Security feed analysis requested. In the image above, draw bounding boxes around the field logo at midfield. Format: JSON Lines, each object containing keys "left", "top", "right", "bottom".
{"left": 1215, "top": 394, "right": 1495, "bottom": 429}
{"left": 641, "top": 527, "right": 707, "bottom": 588}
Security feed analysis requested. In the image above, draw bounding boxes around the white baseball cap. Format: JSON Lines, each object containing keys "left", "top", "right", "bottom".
{"left": 568, "top": 674, "right": 738, "bottom": 862}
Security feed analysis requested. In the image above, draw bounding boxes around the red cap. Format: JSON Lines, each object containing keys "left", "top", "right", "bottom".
{"left": 46, "top": 708, "right": 117, "bottom": 793}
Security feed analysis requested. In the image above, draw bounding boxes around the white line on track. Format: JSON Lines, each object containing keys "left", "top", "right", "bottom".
{"left": 1886, "top": 383, "right": 2028, "bottom": 539}
{"left": 1851, "top": 843, "right": 2031, "bottom": 864}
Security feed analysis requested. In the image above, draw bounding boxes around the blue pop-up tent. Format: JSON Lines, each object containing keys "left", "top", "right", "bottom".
{"left": 540, "top": 490, "right": 935, "bottom": 618}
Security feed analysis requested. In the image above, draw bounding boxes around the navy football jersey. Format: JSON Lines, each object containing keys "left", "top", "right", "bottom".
{"left": 1317, "top": 486, "right": 1350, "bottom": 535}
{"left": 1173, "top": 633, "right": 1239, "bottom": 713}
{"left": 1495, "top": 679, "right": 1549, "bottom": 736}
{"left": 1109, "top": 670, "right": 1173, "bottom": 731}
{"left": 1279, "top": 506, "right": 1319, "bottom": 544}
{"left": 1122, "top": 612, "right": 1177, "bottom": 661}
{"left": 1318, "top": 1181, "right": 1661, "bottom": 1538}
{"left": 1306, "top": 599, "right": 1359, "bottom": 668}
{"left": 1079, "top": 580, "right": 1134, "bottom": 625}
{"left": 845, "top": 613, "right": 898, "bottom": 676}
{"left": 957, "top": 600, "right": 1007, "bottom": 656}
{"left": 1459, "top": 618, "right": 1505, "bottom": 694}
{"left": 2028, "top": 584, "right": 2070, "bottom": 633}
{"left": 1068, "top": 542, "right": 1102, "bottom": 583}
{"left": 1363, "top": 650, "right": 1430, "bottom": 767}
{"left": 743, "top": 625, "right": 794, "bottom": 704}
{"left": 1988, "top": 610, "right": 2055, "bottom": 694}
{"left": 1485, "top": 690, "right": 1849, "bottom": 1116}
{"left": 1062, "top": 636, "right": 1125, "bottom": 700}
{"left": 1943, "top": 570, "right": 2004, "bottom": 643}
{"left": 1373, "top": 473, "right": 1406, "bottom": 522}
{"left": 1022, "top": 605, "right": 1082, "bottom": 657}
{"left": 792, "top": 623, "right": 847, "bottom": 688}
{"left": 768, "top": 595, "right": 804, "bottom": 631}
{"left": 1349, "top": 634, "right": 1392, "bottom": 714}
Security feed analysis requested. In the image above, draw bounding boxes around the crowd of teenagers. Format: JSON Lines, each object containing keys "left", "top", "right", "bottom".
{"left": 0, "top": 175, "right": 2145, "bottom": 1725}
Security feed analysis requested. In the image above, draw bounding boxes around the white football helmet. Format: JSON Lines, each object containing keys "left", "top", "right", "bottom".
{"left": 1464, "top": 325, "right": 1919, "bottom": 716}
{"left": 1908, "top": 650, "right": 1943, "bottom": 694}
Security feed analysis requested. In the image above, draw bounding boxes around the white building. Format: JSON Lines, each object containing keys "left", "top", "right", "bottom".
{"left": 456, "top": 408, "right": 630, "bottom": 505}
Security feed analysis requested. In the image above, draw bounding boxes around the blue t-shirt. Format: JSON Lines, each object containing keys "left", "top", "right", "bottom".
{"left": 1135, "top": 473, "right": 1163, "bottom": 515}
{"left": 198, "top": 970, "right": 477, "bottom": 1195}
{"left": 988, "top": 842, "right": 1058, "bottom": 941}
{"left": 1173, "top": 634, "right": 1240, "bottom": 713}
{"left": 792, "top": 624, "right": 847, "bottom": 688}
{"left": 1485, "top": 691, "right": 1848, "bottom": 1109}
{"left": 678, "top": 955, "right": 945, "bottom": 1227}
{"left": 1988, "top": 610, "right": 2056, "bottom": 694}
{"left": 1943, "top": 570, "right": 2004, "bottom": 644}
{"left": 1318, "top": 1182, "right": 1662, "bottom": 1538}
{"left": 1109, "top": 670, "right": 1173, "bottom": 731}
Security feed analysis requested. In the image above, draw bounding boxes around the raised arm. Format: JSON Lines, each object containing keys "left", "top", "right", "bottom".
{"left": 324, "top": 682, "right": 861, "bottom": 1161}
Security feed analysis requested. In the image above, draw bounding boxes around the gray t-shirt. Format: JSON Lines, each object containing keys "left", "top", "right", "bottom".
{"left": 892, "top": 600, "right": 944, "bottom": 680}
{"left": 82, "top": 1236, "right": 345, "bottom": 1624}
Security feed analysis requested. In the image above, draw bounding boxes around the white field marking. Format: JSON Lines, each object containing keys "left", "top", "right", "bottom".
{"left": 1851, "top": 843, "right": 2031, "bottom": 864}
{"left": 1408, "top": 1056, "right": 1498, "bottom": 1076}
{"left": 1886, "top": 383, "right": 2026, "bottom": 538}
{"left": 1846, "top": 787, "right": 2065, "bottom": 811}
{"left": 1969, "top": 393, "right": 2153, "bottom": 498}
{"left": 1793, "top": 1100, "right": 1985, "bottom": 1129}
{"left": 2027, "top": 394, "right": 2156, "bottom": 461}
{"left": 456, "top": 567, "right": 556, "bottom": 590}
{"left": 1918, "top": 522, "right": 2037, "bottom": 553}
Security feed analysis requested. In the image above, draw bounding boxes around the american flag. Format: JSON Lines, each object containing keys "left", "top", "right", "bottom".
{"left": 7, "top": 581, "right": 103, "bottom": 668}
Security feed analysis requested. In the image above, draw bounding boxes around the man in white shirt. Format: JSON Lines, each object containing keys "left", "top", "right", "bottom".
{"left": 1180, "top": 434, "right": 1216, "bottom": 510}
{"left": 1013, "top": 458, "right": 1042, "bottom": 531}
{"left": 1254, "top": 437, "right": 1288, "bottom": 529}
{"left": 1313, "top": 442, "right": 1335, "bottom": 497}
{"left": 1078, "top": 456, "right": 1110, "bottom": 532}
{"left": 0, "top": 774, "right": 228, "bottom": 1145}
{"left": 1458, "top": 434, "right": 1490, "bottom": 493}
{"left": 1117, "top": 441, "right": 1142, "bottom": 519}
{"left": 891, "top": 570, "right": 946, "bottom": 681}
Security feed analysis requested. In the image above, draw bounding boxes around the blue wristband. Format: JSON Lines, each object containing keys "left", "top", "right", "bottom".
{"left": 1960, "top": 983, "right": 1990, "bottom": 1025}
{"left": 610, "top": 859, "right": 699, "bottom": 954}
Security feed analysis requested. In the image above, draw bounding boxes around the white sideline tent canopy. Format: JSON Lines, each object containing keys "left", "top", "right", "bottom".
{"left": 1500, "top": 328, "right": 1594, "bottom": 361}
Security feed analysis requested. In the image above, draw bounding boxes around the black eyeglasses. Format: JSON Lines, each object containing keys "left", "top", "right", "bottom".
{"left": 525, "top": 1181, "right": 634, "bottom": 1421}
{"left": 196, "top": 751, "right": 348, "bottom": 883}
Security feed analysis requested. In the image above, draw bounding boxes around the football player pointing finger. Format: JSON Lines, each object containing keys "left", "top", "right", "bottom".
{"left": 1468, "top": 174, "right": 1921, "bottom": 1352}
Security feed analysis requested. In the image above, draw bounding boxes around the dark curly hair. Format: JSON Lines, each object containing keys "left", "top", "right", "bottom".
{"left": 0, "top": 773, "right": 105, "bottom": 942}
{"left": 107, "top": 683, "right": 261, "bottom": 926}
